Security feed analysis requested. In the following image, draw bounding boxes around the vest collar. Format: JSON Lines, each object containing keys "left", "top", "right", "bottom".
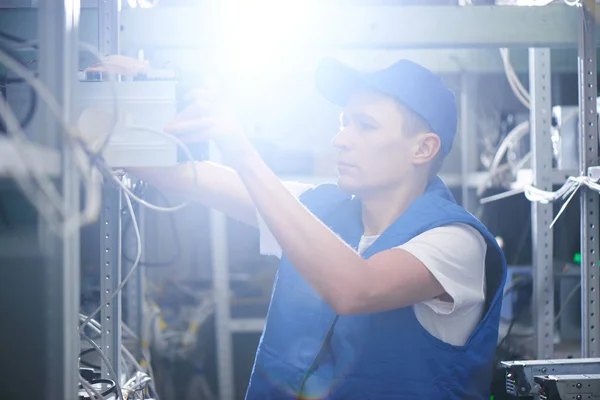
{"left": 334, "top": 176, "right": 456, "bottom": 259}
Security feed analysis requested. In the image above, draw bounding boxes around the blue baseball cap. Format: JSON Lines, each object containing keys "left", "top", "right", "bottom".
{"left": 314, "top": 58, "right": 458, "bottom": 155}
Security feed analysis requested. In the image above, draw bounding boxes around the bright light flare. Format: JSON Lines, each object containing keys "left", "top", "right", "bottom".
{"left": 218, "top": 0, "right": 317, "bottom": 75}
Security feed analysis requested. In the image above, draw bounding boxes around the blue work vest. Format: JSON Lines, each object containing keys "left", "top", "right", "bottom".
{"left": 245, "top": 177, "right": 507, "bottom": 400}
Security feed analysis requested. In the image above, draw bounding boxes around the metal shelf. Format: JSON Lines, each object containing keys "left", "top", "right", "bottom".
{"left": 115, "top": 4, "right": 600, "bottom": 76}
{"left": 119, "top": 4, "right": 593, "bottom": 49}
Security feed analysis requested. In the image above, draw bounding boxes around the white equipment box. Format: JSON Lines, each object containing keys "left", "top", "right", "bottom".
{"left": 77, "top": 80, "right": 179, "bottom": 168}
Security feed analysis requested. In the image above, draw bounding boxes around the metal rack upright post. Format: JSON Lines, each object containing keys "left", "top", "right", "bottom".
{"left": 578, "top": 0, "right": 600, "bottom": 358}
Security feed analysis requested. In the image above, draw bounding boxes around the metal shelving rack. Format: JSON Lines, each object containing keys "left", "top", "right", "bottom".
{"left": 2, "top": 2, "right": 598, "bottom": 399}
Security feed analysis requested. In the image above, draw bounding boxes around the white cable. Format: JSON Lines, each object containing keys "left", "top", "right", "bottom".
{"left": 79, "top": 314, "right": 147, "bottom": 382}
{"left": 478, "top": 121, "right": 530, "bottom": 194}
{"left": 0, "top": 45, "right": 103, "bottom": 233}
{"left": 81, "top": 333, "right": 126, "bottom": 400}
{"left": 0, "top": 41, "right": 123, "bottom": 231}
{"left": 113, "top": 125, "right": 199, "bottom": 213}
{"left": 481, "top": 108, "right": 579, "bottom": 194}
{"left": 0, "top": 93, "right": 99, "bottom": 238}
{"left": 0, "top": 95, "right": 64, "bottom": 209}
{"left": 480, "top": 175, "right": 600, "bottom": 229}
{"left": 79, "top": 374, "right": 104, "bottom": 400}
{"left": 499, "top": 48, "right": 530, "bottom": 109}
{"left": 490, "top": 120, "right": 530, "bottom": 172}
{"left": 0, "top": 96, "right": 65, "bottom": 230}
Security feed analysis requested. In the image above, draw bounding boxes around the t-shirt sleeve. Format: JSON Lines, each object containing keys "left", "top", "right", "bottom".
{"left": 257, "top": 181, "right": 315, "bottom": 258}
{"left": 398, "top": 223, "right": 487, "bottom": 315}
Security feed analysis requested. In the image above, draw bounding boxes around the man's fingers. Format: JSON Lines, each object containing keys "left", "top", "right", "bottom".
{"left": 164, "top": 117, "right": 216, "bottom": 136}
{"left": 181, "top": 98, "right": 216, "bottom": 116}
{"left": 184, "top": 87, "right": 221, "bottom": 104}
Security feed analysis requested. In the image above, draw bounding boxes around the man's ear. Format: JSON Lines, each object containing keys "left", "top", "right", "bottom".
{"left": 413, "top": 133, "right": 441, "bottom": 165}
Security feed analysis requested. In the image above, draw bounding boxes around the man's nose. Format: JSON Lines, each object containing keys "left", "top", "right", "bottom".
{"left": 332, "top": 128, "right": 352, "bottom": 150}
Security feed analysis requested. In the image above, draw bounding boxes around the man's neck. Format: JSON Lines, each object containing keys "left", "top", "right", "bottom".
{"left": 360, "top": 177, "right": 429, "bottom": 237}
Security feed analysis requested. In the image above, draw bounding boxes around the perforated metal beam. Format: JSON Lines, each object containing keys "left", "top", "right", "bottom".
{"left": 529, "top": 48, "right": 554, "bottom": 359}
{"left": 100, "top": 186, "right": 122, "bottom": 381}
{"left": 579, "top": 0, "right": 600, "bottom": 358}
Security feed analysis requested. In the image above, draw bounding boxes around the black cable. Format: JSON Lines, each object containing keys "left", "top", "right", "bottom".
{"left": 81, "top": 334, "right": 125, "bottom": 400}
{"left": 79, "top": 347, "right": 102, "bottom": 370}
{"left": 89, "top": 379, "right": 118, "bottom": 398}
{"left": 497, "top": 300, "right": 528, "bottom": 351}
{"left": 0, "top": 78, "right": 38, "bottom": 133}
{"left": 0, "top": 194, "right": 10, "bottom": 227}
{"left": 78, "top": 378, "right": 118, "bottom": 399}
{"left": 0, "top": 31, "right": 34, "bottom": 46}
{"left": 0, "top": 30, "right": 118, "bottom": 158}
{"left": 499, "top": 277, "right": 532, "bottom": 323}
{"left": 0, "top": 38, "right": 38, "bottom": 133}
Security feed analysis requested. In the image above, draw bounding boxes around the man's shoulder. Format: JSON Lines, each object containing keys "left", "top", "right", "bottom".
{"left": 407, "top": 223, "right": 488, "bottom": 257}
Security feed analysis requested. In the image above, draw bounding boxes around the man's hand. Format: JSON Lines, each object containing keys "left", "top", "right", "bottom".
{"left": 163, "top": 88, "right": 252, "bottom": 162}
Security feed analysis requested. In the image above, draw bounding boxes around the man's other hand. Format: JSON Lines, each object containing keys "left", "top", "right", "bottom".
{"left": 164, "top": 87, "right": 244, "bottom": 143}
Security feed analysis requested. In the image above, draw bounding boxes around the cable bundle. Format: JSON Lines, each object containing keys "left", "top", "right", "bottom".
{"left": 481, "top": 174, "right": 600, "bottom": 229}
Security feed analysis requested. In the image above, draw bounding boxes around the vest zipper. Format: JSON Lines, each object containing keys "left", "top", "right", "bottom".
{"left": 298, "top": 315, "right": 340, "bottom": 398}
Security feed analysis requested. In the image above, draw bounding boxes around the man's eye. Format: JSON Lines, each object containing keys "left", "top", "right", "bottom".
{"left": 359, "top": 122, "right": 375, "bottom": 130}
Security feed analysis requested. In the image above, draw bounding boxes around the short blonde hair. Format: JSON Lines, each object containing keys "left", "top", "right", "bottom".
{"left": 395, "top": 101, "right": 445, "bottom": 178}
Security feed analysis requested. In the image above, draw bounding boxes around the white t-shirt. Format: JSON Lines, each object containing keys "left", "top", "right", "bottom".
{"left": 257, "top": 182, "right": 488, "bottom": 347}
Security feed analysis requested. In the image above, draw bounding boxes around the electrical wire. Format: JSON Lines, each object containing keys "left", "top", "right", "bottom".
{"left": 0, "top": 194, "right": 10, "bottom": 227}
{"left": 112, "top": 125, "right": 198, "bottom": 212}
{"left": 0, "top": 64, "right": 38, "bottom": 133}
{"left": 0, "top": 40, "right": 127, "bottom": 235}
{"left": 80, "top": 347, "right": 102, "bottom": 370}
{"left": 499, "top": 48, "right": 530, "bottom": 109}
{"left": 122, "top": 372, "right": 152, "bottom": 399}
{"left": 79, "top": 314, "right": 147, "bottom": 375}
{"left": 79, "top": 190, "right": 159, "bottom": 399}
{"left": 477, "top": 121, "right": 529, "bottom": 195}
{"left": 499, "top": 277, "right": 583, "bottom": 347}
{"left": 0, "top": 45, "right": 64, "bottom": 222}
{"left": 480, "top": 109, "right": 579, "bottom": 194}
{"left": 81, "top": 191, "right": 142, "bottom": 331}
{"left": 554, "top": 281, "right": 581, "bottom": 325}
{"left": 81, "top": 334, "right": 125, "bottom": 400}
{"left": 481, "top": 174, "right": 596, "bottom": 229}
{"left": 79, "top": 373, "right": 103, "bottom": 400}
{"left": 0, "top": 45, "right": 103, "bottom": 234}
{"left": 0, "top": 30, "right": 39, "bottom": 51}
{"left": 0, "top": 93, "right": 67, "bottom": 229}
{"left": 123, "top": 186, "right": 181, "bottom": 267}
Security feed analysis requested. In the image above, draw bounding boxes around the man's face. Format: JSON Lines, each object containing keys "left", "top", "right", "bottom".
{"left": 332, "top": 90, "right": 436, "bottom": 195}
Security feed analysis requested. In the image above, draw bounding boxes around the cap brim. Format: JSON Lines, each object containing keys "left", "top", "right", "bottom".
{"left": 314, "top": 58, "right": 373, "bottom": 107}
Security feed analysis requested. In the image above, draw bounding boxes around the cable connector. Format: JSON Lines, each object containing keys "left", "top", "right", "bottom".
{"left": 588, "top": 166, "right": 600, "bottom": 182}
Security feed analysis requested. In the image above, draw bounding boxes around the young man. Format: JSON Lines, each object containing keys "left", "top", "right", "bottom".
{"left": 137, "top": 58, "right": 507, "bottom": 399}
